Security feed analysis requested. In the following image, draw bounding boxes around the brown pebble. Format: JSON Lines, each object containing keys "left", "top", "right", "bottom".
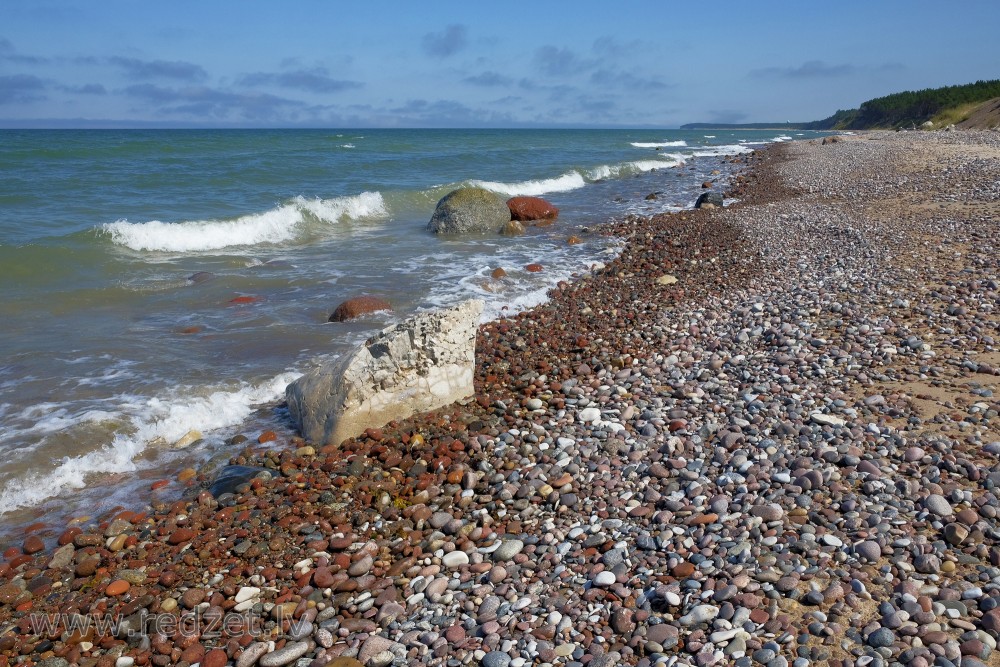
{"left": 22, "top": 535, "right": 44, "bottom": 555}
{"left": 202, "top": 648, "right": 228, "bottom": 667}
{"left": 168, "top": 528, "right": 196, "bottom": 545}
{"left": 105, "top": 580, "right": 130, "bottom": 596}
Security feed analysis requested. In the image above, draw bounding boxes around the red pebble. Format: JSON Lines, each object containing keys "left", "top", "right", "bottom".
{"left": 525, "top": 263, "right": 544, "bottom": 273}
{"left": 58, "top": 528, "right": 82, "bottom": 546}
{"left": 257, "top": 430, "right": 278, "bottom": 443}
{"left": 228, "top": 296, "right": 260, "bottom": 304}
{"left": 22, "top": 535, "right": 44, "bottom": 555}
{"left": 167, "top": 528, "right": 196, "bottom": 545}
{"left": 202, "top": 649, "right": 228, "bottom": 667}
{"left": 105, "top": 580, "right": 131, "bottom": 596}
{"left": 8, "top": 555, "right": 32, "bottom": 569}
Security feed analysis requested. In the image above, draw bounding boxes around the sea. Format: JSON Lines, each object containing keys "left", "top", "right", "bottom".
{"left": 0, "top": 127, "right": 816, "bottom": 538}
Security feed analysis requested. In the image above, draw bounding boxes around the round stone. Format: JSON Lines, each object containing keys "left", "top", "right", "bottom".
{"left": 482, "top": 651, "right": 512, "bottom": 667}
{"left": 593, "top": 571, "right": 616, "bottom": 587}
{"left": 492, "top": 539, "right": 525, "bottom": 561}
{"left": 924, "top": 494, "right": 953, "bottom": 517}
{"left": 867, "top": 627, "right": 895, "bottom": 648}
{"left": 855, "top": 540, "right": 882, "bottom": 561}
{"left": 751, "top": 503, "right": 784, "bottom": 522}
{"left": 105, "top": 580, "right": 131, "bottom": 596}
{"left": 442, "top": 550, "right": 470, "bottom": 568}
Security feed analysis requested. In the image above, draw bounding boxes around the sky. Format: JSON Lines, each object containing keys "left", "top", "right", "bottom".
{"left": 2, "top": 1, "right": 999, "bottom": 129}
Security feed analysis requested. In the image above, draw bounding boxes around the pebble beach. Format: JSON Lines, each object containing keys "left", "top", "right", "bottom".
{"left": 3, "top": 130, "right": 1000, "bottom": 667}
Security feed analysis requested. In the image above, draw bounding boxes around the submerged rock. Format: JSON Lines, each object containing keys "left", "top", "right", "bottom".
{"left": 429, "top": 188, "right": 511, "bottom": 234}
{"left": 287, "top": 299, "right": 483, "bottom": 446}
{"left": 329, "top": 296, "right": 392, "bottom": 322}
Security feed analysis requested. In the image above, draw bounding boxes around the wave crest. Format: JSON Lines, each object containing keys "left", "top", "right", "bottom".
{"left": 469, "top": 172, "right": 586, "bottom": 197}
{"left": 588, "top": 156, "right": 684, "bottom": 180}
{"left": 630, "top": 140, "right": 688, "bottom": 148}
{"left": 102, "top": 192, "right": 387, "bottom": 252}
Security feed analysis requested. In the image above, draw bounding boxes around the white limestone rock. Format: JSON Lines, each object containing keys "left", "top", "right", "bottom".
{"left": 286, "top": 299, "right": 483, "bottom": 446}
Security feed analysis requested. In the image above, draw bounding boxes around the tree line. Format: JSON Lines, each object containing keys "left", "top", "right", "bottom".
{"left": 805, "top": 79, "right": 1000, "bottom": 130}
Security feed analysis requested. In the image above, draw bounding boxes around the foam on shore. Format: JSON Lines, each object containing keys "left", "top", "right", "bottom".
{"left": 0, "top": 371, "right": 300, "bottom": 515}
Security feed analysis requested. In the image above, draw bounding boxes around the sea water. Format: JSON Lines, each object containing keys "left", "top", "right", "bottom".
{"left": 0, "top": 128, "right": 814, "bottom": 536}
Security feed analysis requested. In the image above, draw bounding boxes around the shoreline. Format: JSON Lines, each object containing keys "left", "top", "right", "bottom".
{"left": 0, "top": 128, "right": 761, "bottom": 536}
{"left": 4, "top": 130, "right": 1000, "bottom": 667}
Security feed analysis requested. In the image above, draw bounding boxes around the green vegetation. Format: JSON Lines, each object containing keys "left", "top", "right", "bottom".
{"left": 805, "top": 79, "right": 1000, "bottom": 130}
{"left": 929, "top": 101, "right": 983, "bottom": 127}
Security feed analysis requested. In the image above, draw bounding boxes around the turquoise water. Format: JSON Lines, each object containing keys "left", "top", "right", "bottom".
{"left": 0, "top": 128, "right": 813, "bottom": 532}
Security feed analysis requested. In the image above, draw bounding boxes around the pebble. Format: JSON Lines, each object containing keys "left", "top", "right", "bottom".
{"left": 482, "top": 651, "right": 512, "bottom": 667}
{"left": 593, "top": 571, "right": 616, "bottom": 587}
{"left": 679, "top": 605, "right": 719, "bottom": 626}
{"left": 924, "top": 493, "right": 954, "bottom": 517}
{"left": 259, "top": 641, "right": 310, "bottom": 667}
{"left": 237, "top": 643, "right": 270, "bottom": 667}
{"left": 855, "top": 540, "right": 882, "bottom": 561}
{"left": 442, "top": 550, "right": 470, "bottom": 568}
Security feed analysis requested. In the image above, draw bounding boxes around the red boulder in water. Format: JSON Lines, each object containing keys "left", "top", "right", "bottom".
{"left": 507, "top": 196, "right": 559, "bottom": 221}
{"left": 329, "top": 296, "right": 392, "bottom": 322}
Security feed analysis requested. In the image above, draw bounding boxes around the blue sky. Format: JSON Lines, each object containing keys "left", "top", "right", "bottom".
{"left": 2, "top": 1, "right": 998, "bottom": 128}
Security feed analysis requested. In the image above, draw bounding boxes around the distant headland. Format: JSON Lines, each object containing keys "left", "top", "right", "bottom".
{"left": 683, "top": 79, "right": 1000, "bottom": 131}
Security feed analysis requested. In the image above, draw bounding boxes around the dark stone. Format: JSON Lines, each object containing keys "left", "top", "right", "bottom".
{"left": 695, "top": 192, "right": 724, "bottom": 209}
{"left": 208, "top": 465, "right": 268, "bottom": 497}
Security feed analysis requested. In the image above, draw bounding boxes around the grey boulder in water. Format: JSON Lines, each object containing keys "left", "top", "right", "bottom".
{"left": 428, "top": 187, "right": 512, "bottom": 234}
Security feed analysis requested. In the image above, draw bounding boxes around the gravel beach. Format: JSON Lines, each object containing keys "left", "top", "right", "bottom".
{"left": 3, "top": 130, "right": 1000, "bottom": 667}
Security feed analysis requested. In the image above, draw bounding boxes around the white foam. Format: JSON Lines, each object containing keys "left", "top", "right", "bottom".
{"left": 630, "top": 140, "right": 687, "bottom": 148}
{"left": 692, "top": 144, "right": 755, "bottom": 157}
{"left": 469, "top": 172, "right": 586, "bottom": 197}
{"left": 295, "top": 192, "right": 387, "bottom": 223}
{"left": 772, "top": 135, "right": 794, "bottom": 142}
{"left": 703, "top": 135, "right": 716, "bottom": 138}
{"left": 587, "top": 156, "right": 684, "bottom": 180}
{"left": 0, "top": 371, "right": 301, "bottom": 515}
{"left": 341, "top": 144, "right": 355, "bottom": 148}
{"left": 102, "top": 192, "right": 387, "bottom": 253}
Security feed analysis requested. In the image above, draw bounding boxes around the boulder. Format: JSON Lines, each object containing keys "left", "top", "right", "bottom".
{"left": 821, "top": 135, "right": 842, "bottom": 145}
{"left": 507, "top": 196, "right": 559, "bottom": 221}
{"left": 695, "top": 191, "right": 724, "bottom": 209}
{"left": 286, "top": 299, "right": 484, "bottom": 447}
{"left": 330, "top": 296, "right": 391, "bottom": 322}
{"left": 428, "top": 188, "right": 511, "bottom": 234}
